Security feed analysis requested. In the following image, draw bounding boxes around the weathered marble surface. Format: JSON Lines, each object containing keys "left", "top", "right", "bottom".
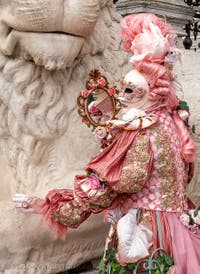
{"left": 0, "top": 1, "right": 130, "bottom": 273}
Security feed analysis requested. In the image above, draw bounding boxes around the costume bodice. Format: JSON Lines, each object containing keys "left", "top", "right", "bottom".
{"left": 117, "top": 109, "right": 189, "bottom": 213}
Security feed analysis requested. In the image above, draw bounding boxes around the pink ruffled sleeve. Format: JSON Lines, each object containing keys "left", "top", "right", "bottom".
{"left": 32, "top": 177, "right": 116, "bottom": 238}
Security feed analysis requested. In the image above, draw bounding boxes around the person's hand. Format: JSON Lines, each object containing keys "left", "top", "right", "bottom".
{"left": 12, "top": 194, "right": 36, "bottom": 213}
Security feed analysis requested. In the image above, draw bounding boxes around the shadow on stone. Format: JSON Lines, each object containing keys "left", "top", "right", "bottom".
{"left": 58, "top": 262, "right": 93, "bottom": 274}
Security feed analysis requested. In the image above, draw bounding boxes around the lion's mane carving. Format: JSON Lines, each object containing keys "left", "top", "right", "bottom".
{"left": 0, "top": 1, "right": 130, "bottom": 273}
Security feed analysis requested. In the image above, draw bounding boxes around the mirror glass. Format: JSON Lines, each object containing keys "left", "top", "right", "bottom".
{"left": 77, "top": 69, "right": 121, "bottom": 129}
{"left": 87, "top": 89, "right": 113, "bottom": 125}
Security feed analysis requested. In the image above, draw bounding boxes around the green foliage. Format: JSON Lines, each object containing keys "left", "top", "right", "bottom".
{"left": 179, "top": 100, "right": 190, "bottom": 113}
{"left": 192, "top": 124, "right": 196, "bottom": 133}
{"left": 98, "top": 249, "right": 174, "bottom": 274}
{"left": 178, "top": 100, "right": 197, "bottom": 132}
{"left": 186, "top": 207, "right": 200, "bottom": 229}
{"left": 153, "top": 254, "right": 174, "bottom": 273}
{"left": 97, "top": 249, "right": 134, "bottom": 274}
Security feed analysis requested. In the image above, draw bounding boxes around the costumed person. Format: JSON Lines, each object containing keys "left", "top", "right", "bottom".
{"left": 13, "top": 14, "right": 200, "bottom": 274}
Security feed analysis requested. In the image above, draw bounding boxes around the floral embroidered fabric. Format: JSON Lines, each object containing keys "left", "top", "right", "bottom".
{"left": 119, "top": 110, "right": 189, "bottom": 213}
{"left": 113, "top": 133, "right": 152, "bottom": 193}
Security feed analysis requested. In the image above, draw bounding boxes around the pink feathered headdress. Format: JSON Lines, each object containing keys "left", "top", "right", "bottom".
{"left": 121, "top": 13, "right": 180, "bottom": 109}
{"left": 120, "top": 13, "right": 195, "bottom": 163}
{"left": 121, "top": 13, "right": 173, "bottom": 55}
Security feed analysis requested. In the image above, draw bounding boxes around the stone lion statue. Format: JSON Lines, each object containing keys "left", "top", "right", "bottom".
{"left": 0, "top": 1, "right": 130, "bottom": 273}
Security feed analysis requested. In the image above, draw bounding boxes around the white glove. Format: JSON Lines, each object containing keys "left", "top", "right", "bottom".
{"left": 12, "top": 193, "right": 36, "bottom": 213}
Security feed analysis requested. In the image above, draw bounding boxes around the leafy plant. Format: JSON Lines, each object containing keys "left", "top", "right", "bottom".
{"left": 98, "top": 249, "right": 133, "bottom": 274}
{"left": 152, "top": 254, "right": 174, "bottom": 273}
{"left": 97, "top": 249, "right": 174, "bottom": 274}
{"left": 178, "top": 100, "right": 196, "bottom": 133}
{"left": 179, "top": 100, "right": 190, "bottom": 113}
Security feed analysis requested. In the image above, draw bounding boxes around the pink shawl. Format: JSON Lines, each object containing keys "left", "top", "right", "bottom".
{"left": 86, "top": 129, "right": 139, "bottom": 186}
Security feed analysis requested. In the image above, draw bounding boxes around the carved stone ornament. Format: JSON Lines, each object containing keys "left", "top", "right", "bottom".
{"left": 77, "top": 69, "right": 122, "bottom": 129}
{"left": 0, "top": 1, "right": 131, "bottom": 272}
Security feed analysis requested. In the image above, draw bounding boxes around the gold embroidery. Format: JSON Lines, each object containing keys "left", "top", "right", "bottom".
{"left": 53, "top": 205, "right": 84, "bottom": 226}
{"left": 140, "top": 211, "right": 152, "bottom": 225}
{"left": 150, "top": 124, "right": 179, "bottom": 209}
{"left": 89, "top": 189, "right": 117, "bottom": 208}
{"left": 183, "top": 166, "right": 188, "bottom": 188}
{"left": 115, "top": 132, "right": 151, "bottom": 193}
{"left": 133, "top": 152, "right": 151, "bottom": 164}
{"left": 135, "top": 135, "right": 150, "bottom": 151}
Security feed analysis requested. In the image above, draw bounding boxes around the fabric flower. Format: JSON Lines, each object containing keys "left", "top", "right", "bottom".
{"left": 81, "top": 89, "right": 90, "bottom": 98}
{"left": 89, "top": 173, "right": 101, "bottom": 190}
{"left": 89, "top": 83, "right": 98, "bottom": 90}
{"left": 108, "top": 87, "right": 117, "bottom": 96}
{"left": 179, "top": 213, "right": 190, "bottom": 227}
{"left": 97, "top": 78, "right": 106, "bottom": 88}
{"left": 167, "top": 265, "right": 176, "bottom": 274}
{"left": 93, "top": 126, "right": 107, "bottom": 139}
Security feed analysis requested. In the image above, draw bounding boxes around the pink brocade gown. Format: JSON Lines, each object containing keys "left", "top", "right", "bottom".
{"left": 103, "top": 109, "right": 200, "bottom": 274}
{"left": 33, "top": 108, "right": 200, "bottom": 274}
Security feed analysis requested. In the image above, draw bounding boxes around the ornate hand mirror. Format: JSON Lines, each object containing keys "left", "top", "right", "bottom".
{"left": 77, "top": 69, "right": 121, "bottom": 129}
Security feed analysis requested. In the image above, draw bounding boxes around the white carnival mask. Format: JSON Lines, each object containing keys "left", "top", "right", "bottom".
{"left": 120, "top": 69, "right": 149, "bottom": 109}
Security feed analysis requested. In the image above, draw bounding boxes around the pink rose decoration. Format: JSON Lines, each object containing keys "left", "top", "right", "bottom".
{"left": 97, "top": 78, "right": 106, "bottom": 88}
{"left": 168, "top": 265, "right": 176, "bottom": 274}
{"left": 179, "top": 213, "right": 190, "bottom": 227}
{"left": 89, "top": 174, "right": 101, "bottom": 190}
{"left": 89, "top": 83, "right": 98, "bottom": 90}
{"left": 108, "top": 87, "right": 116, "bottom": 96}
{"left": 94, "top": 126, "right": 107, "bottom": 139}
{"left": 179, "top": 208, "right": 200, "bottom": 231}
{"left": 81, "top": 89, "right": 90, "bottom": 98}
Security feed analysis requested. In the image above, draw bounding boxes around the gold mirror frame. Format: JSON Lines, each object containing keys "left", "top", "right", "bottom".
{"left": 77, "top": 69, "right": 121, "bottom": 129}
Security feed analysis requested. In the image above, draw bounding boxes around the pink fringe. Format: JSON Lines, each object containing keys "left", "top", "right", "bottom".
{"left": 32, "top": 189, "right": 74, "bottom": 239}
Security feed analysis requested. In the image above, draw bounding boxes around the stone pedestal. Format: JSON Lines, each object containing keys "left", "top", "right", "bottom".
{"left": 116, "top": 0, "right": 194, "bottom": 40}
